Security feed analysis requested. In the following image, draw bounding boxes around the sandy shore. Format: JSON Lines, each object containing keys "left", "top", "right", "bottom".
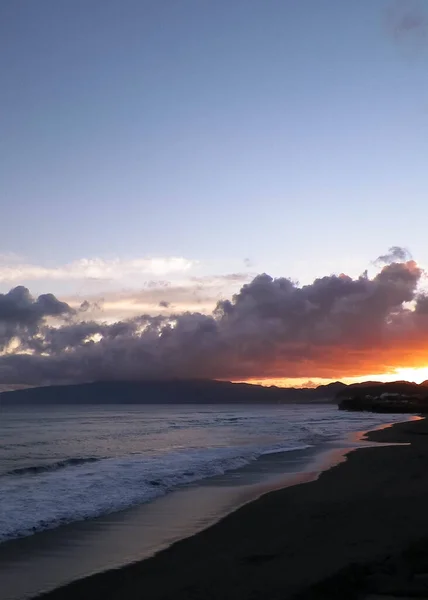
{"left": 35, "top": 417, "right": 428, "bottom": 600}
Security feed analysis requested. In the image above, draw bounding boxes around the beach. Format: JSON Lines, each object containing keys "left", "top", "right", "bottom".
{"left": 28, "top": 416, "right": 428, "bottom": 600}
{"left": 3, "top": 404, "right": 405, "bottom": 600}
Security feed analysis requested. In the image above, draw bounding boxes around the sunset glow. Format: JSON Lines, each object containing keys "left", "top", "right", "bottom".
{"left": 240, "top": 366, "right": 428, "bottom": 388}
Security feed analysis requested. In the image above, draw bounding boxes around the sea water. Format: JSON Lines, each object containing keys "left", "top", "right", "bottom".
{"left": 0, "top": 403, "right": 406, "bottom": 544}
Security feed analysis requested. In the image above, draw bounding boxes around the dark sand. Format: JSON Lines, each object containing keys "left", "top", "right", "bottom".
{"left": 36, "top": 417, "right": 428, "bottom": 600}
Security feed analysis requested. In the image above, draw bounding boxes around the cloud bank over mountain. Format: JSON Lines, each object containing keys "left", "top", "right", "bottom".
{"left": 0, "top": 248, "right": 427, "bottom": 385}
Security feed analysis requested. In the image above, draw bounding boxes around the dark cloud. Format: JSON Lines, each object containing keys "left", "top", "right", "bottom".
{"left": 159, "top": 301, "right": 170, "bottom": 308}
{"left": 387, "top": 1, "right": 428, "bottom": 47}
{"left": 415, "top": 295, "right": 428, "bottom": 314}
{"left": 0, "top": 287, "right": 71, "bottom": 323}
{"left": 0, "top": 286, "right": 72, "bottom": 350}
{"left": 375, "top": 246, "right": 412, "bottom": 265}
{"left": 79, "top": 300, "right": 102, "bottom": 313}
{"left": 1, "top": 255, "right": 428, "bottom": 384}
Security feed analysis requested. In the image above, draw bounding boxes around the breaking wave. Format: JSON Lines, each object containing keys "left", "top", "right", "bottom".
{"left": 0, "top": 444, "right": 309, "bottom": 542}
{"left": 6, "top": 457, "right": 101, "bottom": 476}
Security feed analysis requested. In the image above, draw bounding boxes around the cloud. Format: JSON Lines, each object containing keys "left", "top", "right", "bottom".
{"left": 2, "top": 252, "right": 428, "bottom": 385}
{"left": 78, "top": 300, "right": 102, "bottom": 313}
{"left": 0, "top": 256, "right": 195, "bottom": 283}
{"left": 0, "top": 286, "right": 72, "bottom": 351}
{"left": 189, "top": 273, "right": 251, "bottom": 286}
{"left": 63, "top": 273, "right": 252, "bottom": 321}
{"left": 387, "top": 1, "right": 428, "bottom": 47}
{"left": 375, "top": 246, "right": 412, "bottom": 265}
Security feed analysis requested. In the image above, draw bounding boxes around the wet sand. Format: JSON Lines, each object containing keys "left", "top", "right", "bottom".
{"left": 32, "top": 416, "right": 428, "bottom": 600}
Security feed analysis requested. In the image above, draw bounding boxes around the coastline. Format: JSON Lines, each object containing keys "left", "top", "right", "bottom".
{"left": 28, "top": 416, "right": 428, "bottom": 600}
{"left": 0, "top": 444, "right": 323, "bottom": 600}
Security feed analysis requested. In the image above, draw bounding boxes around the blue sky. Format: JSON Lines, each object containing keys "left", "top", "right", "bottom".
{"left": 1, "top": 0, "right": 428, "bottom": 308}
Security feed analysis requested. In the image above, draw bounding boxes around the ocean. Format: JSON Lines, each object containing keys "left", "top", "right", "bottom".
{"left": 0, "top": 403, "right": 408, "bottom": 599}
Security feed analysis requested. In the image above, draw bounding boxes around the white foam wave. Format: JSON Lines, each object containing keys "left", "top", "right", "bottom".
{"left": 0, "top": 443, "right": 309, "bottom": 542}
{"left": 261, "top": 445, "right": 310, "bottom": 456}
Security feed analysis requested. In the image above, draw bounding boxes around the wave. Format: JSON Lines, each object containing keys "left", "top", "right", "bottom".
{"left": 5, "top": 457, "right": 101, "bottom": 476}
{"left": 261, "top": 445, "right": 311, "bottom": 456}
{"left": 0, "top": 444, "right": 310, "bottom": 543}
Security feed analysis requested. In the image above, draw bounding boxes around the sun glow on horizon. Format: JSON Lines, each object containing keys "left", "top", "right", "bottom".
{"left": 236, "top": 366, "right": 428, "bottom": 388}
{"left": 382, "top": 366, "right": 428, "bottom": 385}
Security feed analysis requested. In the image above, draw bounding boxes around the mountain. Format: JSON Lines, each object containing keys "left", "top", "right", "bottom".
{"left": 337, "top": 380, "right": 428, "bottom": 413}
{"left": 1, "top": 379, "right": 424, "bottom": 406}
{"left": 0, "top": 379, "right": 343, "bottom": 405}
{"left": 336, "top": 380, "right": 424, "bottom": 398}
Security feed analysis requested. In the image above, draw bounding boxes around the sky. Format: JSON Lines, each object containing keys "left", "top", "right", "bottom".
{"left": 1, "top": 0, "right": 428, "bottom": 387}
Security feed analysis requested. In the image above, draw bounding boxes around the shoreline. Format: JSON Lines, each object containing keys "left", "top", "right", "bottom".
{"left": 0, "top": 444, "right": 324, "bottom": 600}
{"left": 30, "top": 416, "right": 428, "bottom": 600}
{"left": 0, "top": 442, "right": 351, "bottom": 600}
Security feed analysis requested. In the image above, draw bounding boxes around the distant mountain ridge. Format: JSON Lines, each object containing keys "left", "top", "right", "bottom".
{"left": 0, "top": 379, "right": 347, "bottom": 405}
{"left": 1, "top": 378, "right": 424, "bottom": 405}
{"left": 337, "top": 380, "right": 428, "bottom": 413}
{"left": 336, "top": 380, "right": 428, "bottom": 398}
